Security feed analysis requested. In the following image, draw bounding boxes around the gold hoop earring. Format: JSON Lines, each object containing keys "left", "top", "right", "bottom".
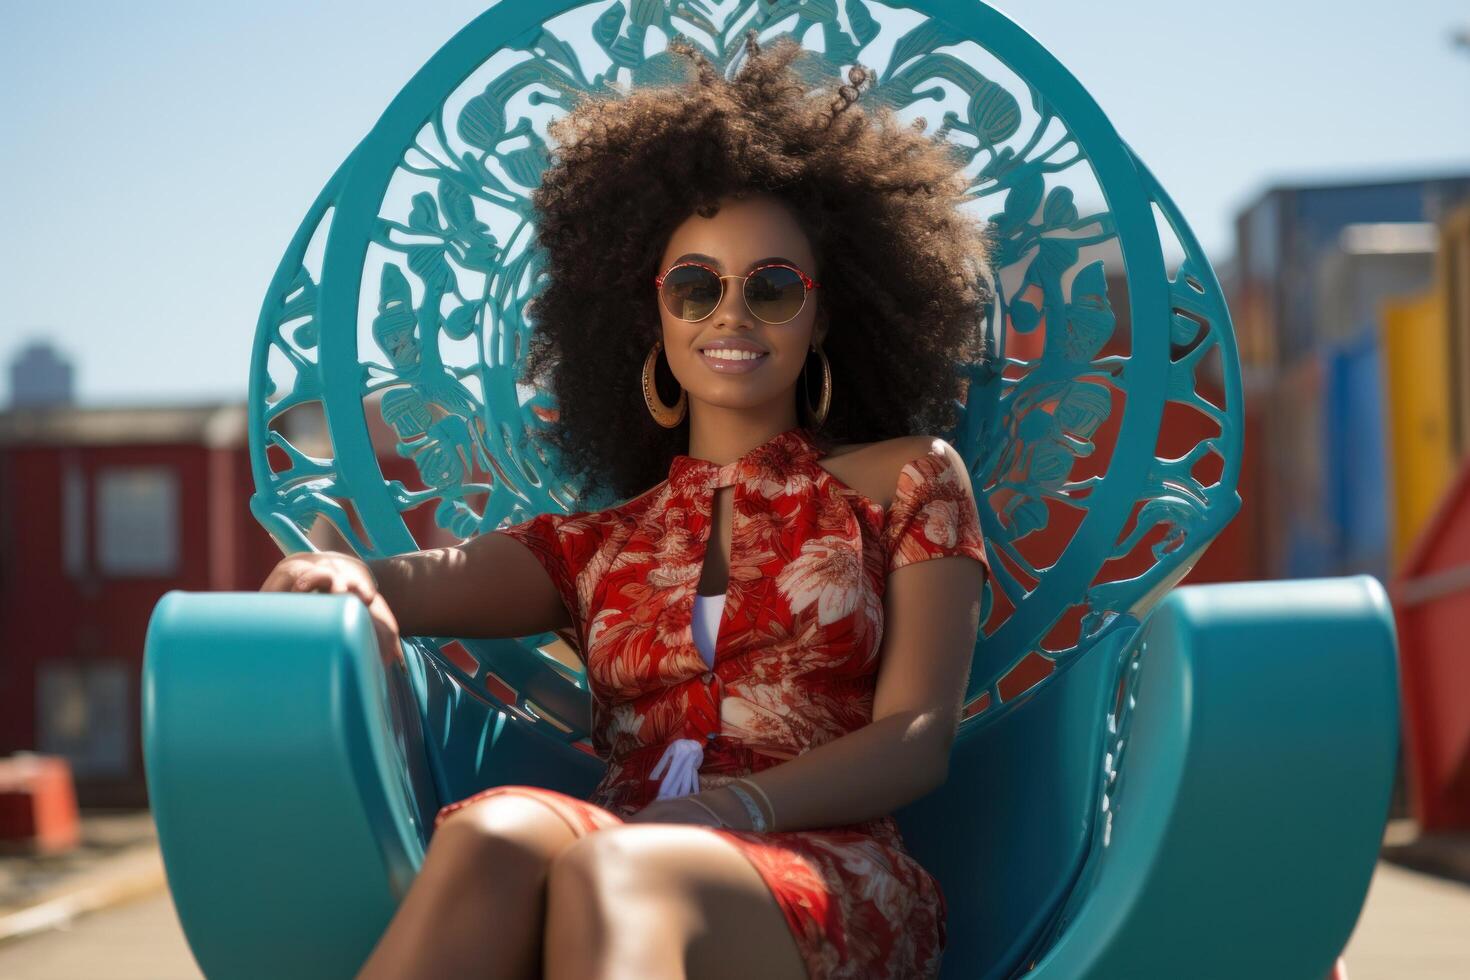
{"left": 642, "top": 340, "right": 687, "bottom": 428}
{"left": 802, "top": 344, "right": 831, "bottom": 430}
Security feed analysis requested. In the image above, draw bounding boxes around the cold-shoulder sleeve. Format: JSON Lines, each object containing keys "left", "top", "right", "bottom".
{"left": 881, "top": 447, "right": 990, "bottom": 578}
{"left": 496, "top": 509, "right": 616, "bottom": 640}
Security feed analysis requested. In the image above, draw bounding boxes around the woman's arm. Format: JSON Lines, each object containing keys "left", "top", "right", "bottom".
{"left": 685, "top": 552, "right": 983, "bottom": 831}
{"left": 365, "top": 532, "right": 571, "bottom": 638}
{"left": 260, "top": 532, "right": 570, "bottom": 646}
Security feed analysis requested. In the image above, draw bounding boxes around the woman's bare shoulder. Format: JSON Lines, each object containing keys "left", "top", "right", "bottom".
{"left": 820, "top": 435, "right": 958, "bottom": 508}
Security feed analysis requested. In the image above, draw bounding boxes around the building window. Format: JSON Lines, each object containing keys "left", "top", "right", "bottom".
{"left": 96, "top": 467, "right": 179, "bottom": 576}
{"left": 63, "top": 458, "right": 87, "bottom": 578}
{"left": 37, "top": 659, "right": 131, "bottom": 778}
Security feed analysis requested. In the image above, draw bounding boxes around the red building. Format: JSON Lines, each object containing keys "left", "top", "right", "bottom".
{"left": 0, "top": 403, "right": 283, "bottom": 806}
{"left": 0, "top": 392, "right": 463, "bottom": 807}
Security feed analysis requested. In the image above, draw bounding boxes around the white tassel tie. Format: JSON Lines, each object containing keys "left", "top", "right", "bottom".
{"left": 649, "top": 738, "right": 704, "bottom": 799}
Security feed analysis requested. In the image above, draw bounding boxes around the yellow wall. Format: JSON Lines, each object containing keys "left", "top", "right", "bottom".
{"left": 1380, "top": 291, "right": 1454, "bottom": 566}
{"left": 1442, "top": 205, "right": 1470, "bottom": 459}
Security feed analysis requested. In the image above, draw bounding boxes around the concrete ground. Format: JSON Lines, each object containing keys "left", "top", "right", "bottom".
{"left": 0, "top": 810, "right": 159, "bottom": 921}
{"left": 1341, "top": 862, "right": 1470, "bottom": 979}
{"left": 0, "top": 890, "right": 201, "bottom": 980}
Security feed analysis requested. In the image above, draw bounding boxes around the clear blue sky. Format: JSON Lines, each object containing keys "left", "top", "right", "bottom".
{"left": 2, "top": 0, "right": 1467, "bottom": 406}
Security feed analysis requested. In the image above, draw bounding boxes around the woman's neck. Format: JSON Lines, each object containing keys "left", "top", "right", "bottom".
{"left": 686, "top": 398, "right": 799, "bottom": 465}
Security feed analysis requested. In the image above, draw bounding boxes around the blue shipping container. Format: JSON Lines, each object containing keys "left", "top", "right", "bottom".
{"left": 1324, "top": 330, "right": 1390, "bottom": 579}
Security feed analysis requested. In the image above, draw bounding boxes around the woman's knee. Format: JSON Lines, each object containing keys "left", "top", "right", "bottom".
{"left": 550, "top": 828, "right": 630, "bottom": 907}
{"left": 432, "top": 790, "right": 582, "bottom": 879}
{"left": 548, "top": 826, "right": 737, "bottom": 935}
{"left": 544, "top": 828, "right": 685, "bottom": 975}
{"left": 544, "top": 827, "right": 805, "bottom": 978}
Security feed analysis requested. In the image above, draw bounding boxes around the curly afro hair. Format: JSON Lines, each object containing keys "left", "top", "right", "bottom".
{"left": 524, "top": 30, "right": 995, "bottom": 502}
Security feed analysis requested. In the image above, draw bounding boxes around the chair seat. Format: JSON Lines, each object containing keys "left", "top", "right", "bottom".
{"left": 144, "top": 575, "right": 1398, "bottom": 979}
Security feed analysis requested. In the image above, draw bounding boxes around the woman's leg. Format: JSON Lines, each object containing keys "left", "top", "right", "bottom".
{"left": 543, "top": 825, "right": 808, "bottom": 980}
{"left": 355, "top": 791, "right": 586, "bottom": 980}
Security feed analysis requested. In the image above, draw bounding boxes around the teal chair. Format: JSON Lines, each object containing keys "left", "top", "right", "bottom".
{"left": 141, "top": 3, "right": 1400, "bottom": 977}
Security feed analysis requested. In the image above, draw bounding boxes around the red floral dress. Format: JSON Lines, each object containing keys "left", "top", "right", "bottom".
{"left": 433, "top": 427, "right": 989, "bottom": 978}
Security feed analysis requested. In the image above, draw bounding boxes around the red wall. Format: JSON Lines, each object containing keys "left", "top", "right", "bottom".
{"left": 0, "top": 442, "right": 280, "bottom": 805}
{"left": 1394, "top": 458, "right": 1470, "bottom": 830}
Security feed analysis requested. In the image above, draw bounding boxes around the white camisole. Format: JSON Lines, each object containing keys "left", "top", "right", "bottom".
{"left": 691, "top": 593, "right": 725, "bottom": 667}
{"left": 651, "top": 593, "right": 726, "bottom": 799}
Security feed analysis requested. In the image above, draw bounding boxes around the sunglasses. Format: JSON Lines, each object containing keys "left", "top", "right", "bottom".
{"left": 654, "top": 261, "right": 821, "bottom": 325}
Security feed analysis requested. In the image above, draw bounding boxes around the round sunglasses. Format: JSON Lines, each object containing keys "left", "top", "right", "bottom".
{"left": 654, "top": 261, "right": 821, "bottom": 325}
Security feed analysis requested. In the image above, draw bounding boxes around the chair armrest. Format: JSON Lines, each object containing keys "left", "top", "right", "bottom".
{"left": 1028, "top": 576, "right": 1400, "bottom": 980}
{"left": 142, "top": 591, "right": 435, "bottom": 980}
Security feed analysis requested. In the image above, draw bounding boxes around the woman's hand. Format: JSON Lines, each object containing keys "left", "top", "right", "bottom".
{"left": 624, "top": 788, "right": 747, "bottom": 829}
{"left": 262, "top": 551, "right": 376, "bottom": 602}
{"left": 261, "top": 552, "right": 403, "bottom": 667}
{"left": 625, "top": 796, "right": 724, "bottom": 827}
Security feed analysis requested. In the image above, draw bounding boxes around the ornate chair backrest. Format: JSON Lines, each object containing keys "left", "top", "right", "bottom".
{"left": 252, "top": 0, "right": 1240, "bottom": 745}
{"left": 251, "top": 1, "right": 1240, "bottom": 922}
{"left": 253, "top": 0, "right": 1240, "bottom": 748}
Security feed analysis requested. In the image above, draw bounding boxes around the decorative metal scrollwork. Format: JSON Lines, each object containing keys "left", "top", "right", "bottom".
{"left": 249, "top": 0, "right": 1241, "bottom": 754}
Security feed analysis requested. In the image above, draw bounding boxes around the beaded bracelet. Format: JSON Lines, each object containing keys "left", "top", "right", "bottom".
{"left": 732, "top": 777, "right": 776, "bottom": 830}
{"left": 681, "top": 795, "right": 729, "bottom": 828}
{"left": 726, "top": 783, "right": 768, "bottom": 832}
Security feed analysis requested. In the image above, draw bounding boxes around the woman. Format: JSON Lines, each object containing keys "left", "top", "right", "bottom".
{"left": 263, "top": 32, "right": 993, "bottom": 979}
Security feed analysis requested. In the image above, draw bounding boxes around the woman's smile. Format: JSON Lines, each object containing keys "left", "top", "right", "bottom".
{"left": 697, "top": 337, "right": 771, "bottom": 374}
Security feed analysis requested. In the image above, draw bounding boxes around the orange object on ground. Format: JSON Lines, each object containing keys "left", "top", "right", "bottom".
{"left": 0, "top": 753, "right": 81, "bottom": 854}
